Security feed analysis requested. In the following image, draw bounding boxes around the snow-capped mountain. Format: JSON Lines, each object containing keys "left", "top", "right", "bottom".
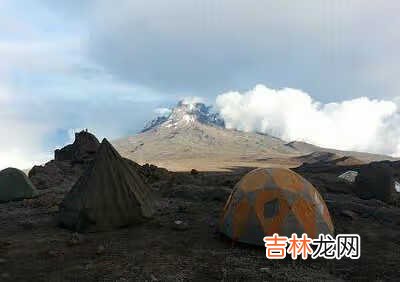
{"left": 113, "top": 101, "right": 393, "bottom": 171}
{"left": 141, "top": 101, "right": 225, "bottom": 132}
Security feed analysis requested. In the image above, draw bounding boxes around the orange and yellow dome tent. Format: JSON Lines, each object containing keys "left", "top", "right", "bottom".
{"left": 219, "top": 168, "right": 334, "bottom": 245}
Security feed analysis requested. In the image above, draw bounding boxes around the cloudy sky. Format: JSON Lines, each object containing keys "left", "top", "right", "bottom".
{"left": 1, "top": 0, "right": 400, "bottom": 169}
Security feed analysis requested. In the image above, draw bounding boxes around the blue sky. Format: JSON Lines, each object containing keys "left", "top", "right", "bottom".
{"left": 1, "top": 0, "right": 400, "bottom": 168}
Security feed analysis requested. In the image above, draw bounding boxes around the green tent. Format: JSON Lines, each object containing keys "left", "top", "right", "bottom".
{"left": 0, "top": 167, "right": 38, "bottom": 203}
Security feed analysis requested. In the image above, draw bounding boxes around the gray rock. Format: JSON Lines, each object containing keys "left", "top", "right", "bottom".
{"left": 355, "top": 162, "right": 395, "bottom": 202}
{"left": 341, "top": 210, "right": 358, "bottom": 220}
{"left": 260, "top": 267, "right": 272, "bottom": 274}
{"left": 173, "top": 220, "right": 190, "bottom": 231}
{"left": 67, "top": 232, "right": 84, "bottom": 246}
{"left": 96, "top": 245, "right": 105, "bottom": 255}
{"left": 19, "top": 220, "right": 34, "bottom": 230}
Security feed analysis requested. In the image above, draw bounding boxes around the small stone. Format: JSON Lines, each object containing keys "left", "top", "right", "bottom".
{"left": 260, "top": 267, "right": 271, "bottom": 274}
{"left": 19, "top": 220, "right": 34, "bottom": 230}
{"left": 48, "top": 205, "right": 59, "bottom": 213}
{"left": 173, "top": 220, "right": 190, "bottom": 231}
{"left": 0, "top": 258, "right": 6, "bottom": 264}
{"left": 96, "top": 245, "right": 105, "bottom": 255}
{"left": 67, "top": 232, "right": 84, "bottom": 246}
{"left": 341, "top": 210, "right": 357, "bottom": 220}
{"left": 47, "top": 250, "right": 57, "bottom": 257}
{"left": 190, "top": 169, "right": 199, "bottom": 175}
{"left": 177, "top": 205, "right": 187, "bottom": 213}
{"left": 1, "top": 273, "right": 10, "bottom": 279}
{"left": 150, "top": 274, "right": 158, "bottom": 281}
{"left": 48, "top": 250, "right": 55, "bottom": 256}
{"left": 0, "top": 240, "right": 11, "bottom": 249}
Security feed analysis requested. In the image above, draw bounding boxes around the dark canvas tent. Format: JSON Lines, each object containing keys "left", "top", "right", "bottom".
{"left": 58, "top": 139, "right": 156, "bottom": 232}
{"left": 0, "top": 168, "right": 38, "bottom": 203}
{"left": 355, "top": 162, "right": 395, "bottom": 202}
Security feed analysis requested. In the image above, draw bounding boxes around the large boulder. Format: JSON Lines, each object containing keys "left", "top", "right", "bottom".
{"left": 29, "top": 161, "right": 64, "bottom": 190}
{"left": 58, "top": 139, "right": 156, "bottom": 232}
{"left": 355, "top": 162, "right": 395, "bottom": 202}
{"left": 29, "top": 130, "right": 100, "bottom": 190}
{"left": 0, "top": 168, "right": 38, "bottom": 203}
{"left": 55, "top": 130, "right": 100, "bottom": 163}
{"left": 29, "top": 160, "right": 85, "bottom": 190}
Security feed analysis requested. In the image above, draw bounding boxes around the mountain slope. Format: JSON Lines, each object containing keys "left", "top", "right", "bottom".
{"left": 113, "top": 101, "right": 394, "bottom": 171}
{"left": 286, "top": 141, "right": 395, "bottom": 163}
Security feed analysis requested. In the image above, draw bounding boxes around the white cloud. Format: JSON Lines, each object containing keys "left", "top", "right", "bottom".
{"left": 216, "top": 84, "right": 400, "bottom": 156}
{"left": 0, "top": 84, "right": 11, "bottom": 103}
{"left": 0, "top": 101, "right": 53, "bottom": 170}
{"left": 0, "top": 149, "right": 50, "bottom": 172}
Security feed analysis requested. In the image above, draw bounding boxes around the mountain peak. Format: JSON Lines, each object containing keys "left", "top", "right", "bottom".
{"left": 141, "top": 101, "right": 225, "bottom": 132}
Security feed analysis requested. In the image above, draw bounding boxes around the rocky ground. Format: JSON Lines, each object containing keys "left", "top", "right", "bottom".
{"left": 1, "top": 162, "right": 400, "bottom": 281}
